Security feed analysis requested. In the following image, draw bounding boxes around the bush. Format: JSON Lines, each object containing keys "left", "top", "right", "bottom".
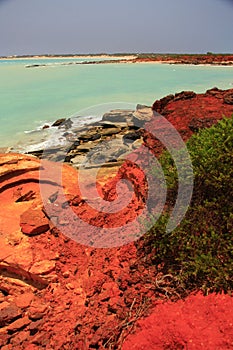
{"left": 149, "top": 116, "right": 233, "bottom": 294}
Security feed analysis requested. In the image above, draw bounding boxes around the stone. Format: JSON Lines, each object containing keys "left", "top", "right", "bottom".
{"left": 152, "top": 94, "right": 174, "bottom": 112}
{"left": 51, "top": 118, "right": 66, "bottom": 127}
{"left": 29, "top": 260, "right": 56, "bottom": 275}
{"left": 20, "top": 208, "right": 50, "bottom": 236}
{"left": 28, "top": 319, "right": 43, "bottom": 332}
{"left": 6, "top": 316, "right": 30, "bottom": 333}
{"left": 123, "top": 131, "right": 141, "bottom": 144}
{"left": 78, "top": 130, "right": 101, "bottom": 141}
{"left": 70, "top": 154, "right": 87, "bottom": 166}
{"left": 15, "top": 190, "right": 36, "bottom": 203}
{"left": 28, "top": 300, "right": 48, "bottom": 320}
{"left": 224, "top": 92, "right": 233, "bottom": 105}
{"left": 0, "top": 302, "right": 22, "bottom": 327}
{"left": 174, "top": 90, "right": 196, "bottom": 101}
{"left": 132, "top": 139, "right": 143, "bottom": 150}
{"left": 10, "top": 330, "right": 30, "bottom": 346}
{"left": 102, "top": 110, "right": 134, "bottom": 123}
{"left": 42, "top": 124, "right": 50, "bottom": 129}
{"left": 58, "top": 118, "right": 73, "bottom": 129}
{"left": 101, "top": 128, "right": 121, "bottom": 136}
{"left": 136, "top": 104, "right": 150, "bottom": 110}
{"left": 86, "top": 139, "right": 130, "bottom": 165}
{"left": 98, "top": 121, "right": 128, "bottom": 129}
{"left": 132, "top": 107, "right": 153, "bottom": 127}
{"left": 14, "top": 292, "right": 34, "bottom": 309}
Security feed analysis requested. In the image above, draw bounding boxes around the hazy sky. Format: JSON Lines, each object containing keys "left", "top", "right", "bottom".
{"left": 0, "top": 0, "right": 232, "bottom": 55}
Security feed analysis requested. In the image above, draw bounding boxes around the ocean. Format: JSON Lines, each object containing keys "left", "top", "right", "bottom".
{"left": 0, "top": 58, "right": 233, "bottom": 150}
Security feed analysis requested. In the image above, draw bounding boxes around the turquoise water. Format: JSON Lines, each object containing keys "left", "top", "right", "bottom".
{"left": 0, "top": 58, "right": 233, "bottom": 147}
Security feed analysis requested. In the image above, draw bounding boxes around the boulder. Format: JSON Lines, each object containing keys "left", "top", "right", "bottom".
{"left": 20, "top": 208, "right": 50, "bottom": 236}
{"left": 52, "top": 118, "right": 66, "bottom": 127}
{"left": 42, "top": 124, "right": 50, "bottom": 129}
{"left": 58, "top": 118, "right": 73, "bottom": 129}
{"left": 132, "top": 107, "right": 153, "bottom": 127}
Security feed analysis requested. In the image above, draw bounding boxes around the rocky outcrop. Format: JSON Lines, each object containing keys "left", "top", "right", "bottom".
{"left": 152, "top": 87, "right": 233, "bottom": 140}
{"left": 133, "top": 54, "right": 233, "bottom": 65}
{"left": 28, "top": 106, "right": 152, "bottom": 169}
{"left": 1, "top": 87, "right": 233, "bottom": 349}
{"left": 0, "top": 153, "right": 156, "bottom": 349}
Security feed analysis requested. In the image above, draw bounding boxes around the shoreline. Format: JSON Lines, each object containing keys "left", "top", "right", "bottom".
{"left": 0, "top": 54, "right": 137, "bottom": 61}
{"left": 4, "top": 86, "right": 233, "bottom": 161}
{"left": 1, "top": 53, "right": 233, "bottom": 65}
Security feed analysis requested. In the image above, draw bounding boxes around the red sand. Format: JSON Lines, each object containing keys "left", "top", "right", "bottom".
{"left": 122, "top": 292, "right": 233, "bottom": 350}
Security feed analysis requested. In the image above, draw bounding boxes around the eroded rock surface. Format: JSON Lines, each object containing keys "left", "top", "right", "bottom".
{"left": 1, "top": 88, "right": 233, "bottom": 348}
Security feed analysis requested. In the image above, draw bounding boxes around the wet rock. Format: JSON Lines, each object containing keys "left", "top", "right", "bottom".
{"left": 52, "top": 118, "right": 66, "bottom": 127}
{"left": 42, "top": 124, "right": 50, "bottom": 129}
{"left": 58, "top": 118, "right": 73, "bottom": 129}
{"left": 20, "top": 208, "right": 50, "bottom": 236}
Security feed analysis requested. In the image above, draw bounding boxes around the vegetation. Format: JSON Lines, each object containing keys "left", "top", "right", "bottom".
{"left": 148, "top": 116, "right": 233, "bottom": 295}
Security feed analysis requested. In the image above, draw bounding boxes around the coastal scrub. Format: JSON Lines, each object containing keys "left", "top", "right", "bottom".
{"left": 148, "top": 116, "right": 233, "bottom": 294}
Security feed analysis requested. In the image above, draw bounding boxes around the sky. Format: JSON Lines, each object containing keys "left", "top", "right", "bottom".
{"left": 0, "top": 0, "right": 232, "bottom": 56}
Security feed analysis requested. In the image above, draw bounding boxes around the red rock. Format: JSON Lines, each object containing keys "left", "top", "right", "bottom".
{"left": 28, "top": 300, "right": 48, "bottom": 320}
{"left": 14, "top": 292, "right": 34, "bottom": 309}
{"left": 20, "top": 208, "right": 50, "bottom": 235}
{"left": 29, "top": 260, "right": 56, "bottom": 275}
{"left": 224, "top": 92, "right": 233, "bottom": 104}
{"left": 0, "top": 87, "right": 233, "bottom": 348}
{"left": 0, "top": 302, "right": 22, "bottom": 327}
{"left": 10, "top": 330, "right": 30, "bottom": 347}
{"left": 6, "top": 316, "right": 30, "bottom": 333}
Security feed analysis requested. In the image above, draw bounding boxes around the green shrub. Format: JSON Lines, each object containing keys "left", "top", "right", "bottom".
{"left": 149, "top": 116, "right": 233, "bottom": 294}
